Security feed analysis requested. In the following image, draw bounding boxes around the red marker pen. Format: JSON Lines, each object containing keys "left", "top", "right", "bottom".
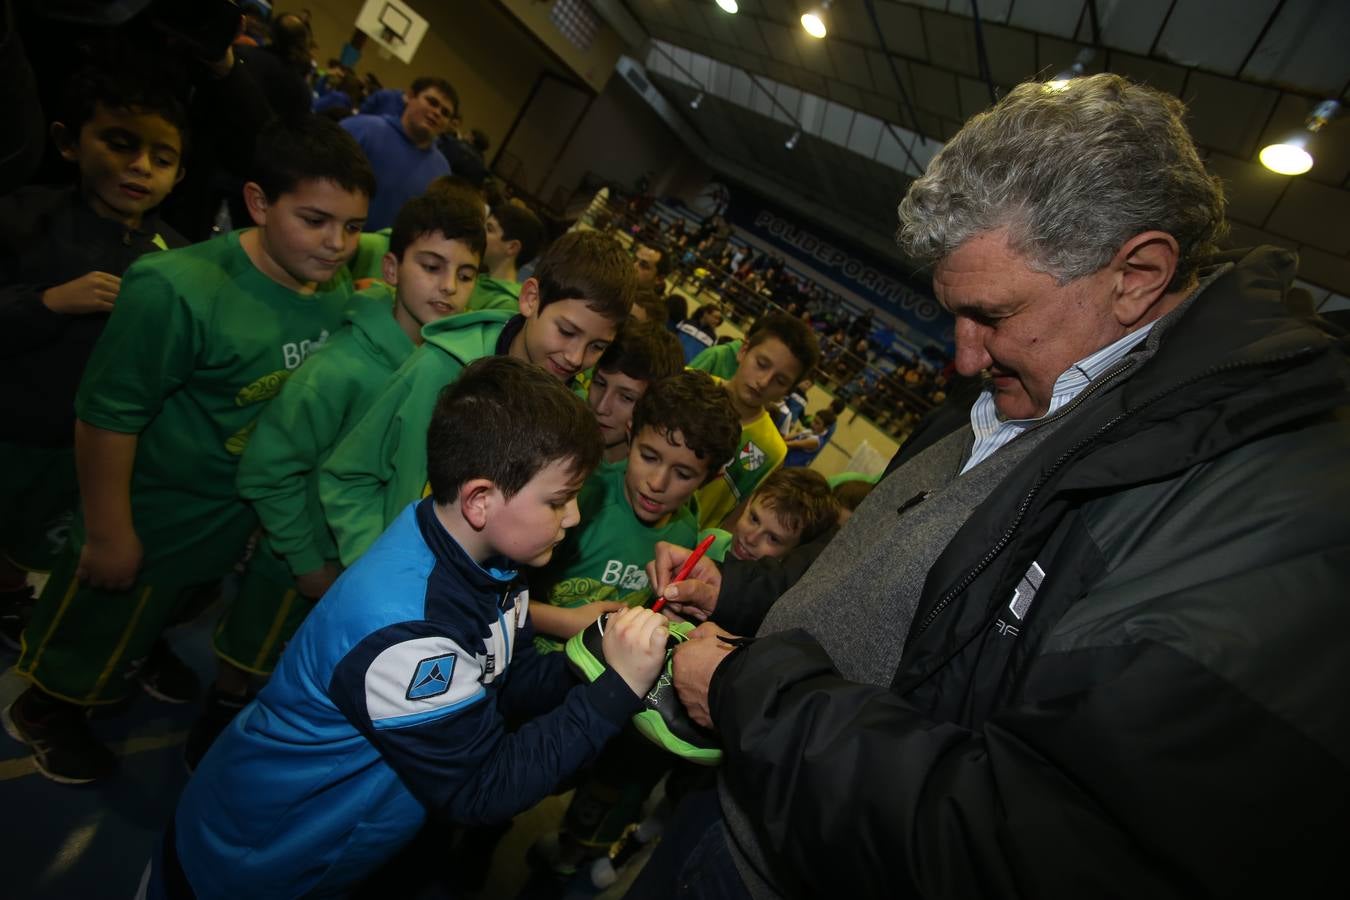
{"left": 651, "top": 533, "right": 716, "bottom": 613}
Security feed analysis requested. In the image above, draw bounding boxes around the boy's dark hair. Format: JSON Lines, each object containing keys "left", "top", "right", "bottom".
{"left": 830, "top": 397, "right": 847, "bottom": 416}
{"left": 534, "top": 230, "right": 636, "bottom": 322}
{"left": 631, "top": 370, "right": 740, "bottom": 485}
{"left": 833, "top": 479, "right": 875, "bottom": 513}
{"left": 744, "top": 311, "right": 821, "bottom": 377}
{"left": 389, "top": 192, "right": 487, "bottom": 261}
{"left": 813, "top": 408, "right": 837, "bottom": 429}
{"left": 632, "top": 289, "right": 668, "bottom": 324}
{"left": 595, "top": 320, "right": 683, "bottom": 384}
{"left": 492, "top": 203, "right": 544, "bottom": 267}
{"left": 59, "top": 66, "right": 190, "bottom": 159}
{"left": 410, "top": 76, "right": 459, "bottom": 114}
{"left": 427, "top": 357, "right": 602, "bottom": 504}
{"left": 666, "top": 294, "right": 689, "bottom": 325}
{"left": 427, "top": 174, "right": 486, "bottom": 206}
{"left": 753, "top": 468, "right": 839, "bottom": 543}
{"left": 253, "top": 116, "right": 376, "bottom": 202}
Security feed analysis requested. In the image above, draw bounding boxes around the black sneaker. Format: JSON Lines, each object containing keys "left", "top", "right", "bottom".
{"left": 2, "top": 689, "right": 117, "bottom": 784}
{"left": 0, "top": 583, "right": 36, "bottom": 651}
{"left": 183, "top": 688, "right": 250, "bottom": 773}
{"left": 138, "top": 639, "right": 201, "bottom": 704}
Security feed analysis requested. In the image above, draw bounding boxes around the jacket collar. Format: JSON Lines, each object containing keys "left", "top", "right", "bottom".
{"left": 414, "top": 497, "right": 519, "bottom": 593}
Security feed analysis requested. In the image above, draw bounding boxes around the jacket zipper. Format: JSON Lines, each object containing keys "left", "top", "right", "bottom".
{"left": 910, "top": 347, "right": 1318, "bottom": 641}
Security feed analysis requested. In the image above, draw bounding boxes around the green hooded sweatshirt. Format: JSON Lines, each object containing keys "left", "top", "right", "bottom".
{"left": 348, "top": 229, "right": 391, "bottom": 283}
{"left": 236, "top": 283, "right": 415, "bottom": 575}
{"left": 689, "top": 338, "right": 742, "bottom": 379}
{"left": 467, "top": 274, "right": 521, "bottom": 312}
{"left": 319, "top": 309, "right": 515, "bottom": 565}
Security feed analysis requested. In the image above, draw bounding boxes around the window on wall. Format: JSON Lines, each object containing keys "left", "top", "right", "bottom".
{"left": 550, "top": 0, "right": 599, "bottom": 51}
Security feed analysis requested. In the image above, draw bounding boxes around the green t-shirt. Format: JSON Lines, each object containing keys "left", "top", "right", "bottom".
{"left": 688, "top": 339, "right": 742, "bottom": 380}
{"left": 467, "top": 274, "right": 521, "bottom": 312}
{"left": 77, "top": 229, "right": 351, "bottom": 517}
{"left": 533, "top": 459, "right": 698, "bottom": 650}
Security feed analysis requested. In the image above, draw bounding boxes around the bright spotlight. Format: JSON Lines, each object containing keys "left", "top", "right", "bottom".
{"left": 801, "top": 11, "right": 826, "bottom": 38}
{"left": 715, "top": 0, "right": 738, "bottom": 13}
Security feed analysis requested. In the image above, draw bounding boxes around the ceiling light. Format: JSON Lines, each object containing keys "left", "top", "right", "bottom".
{"left": 785, "top": 129, "right": 800, "bottom": 150}
{"left": 1259, "top": 99, "right": 1341, "bottom": 176}
{"left": 801, "top": 0, "right": 831, "bottom": 39}
{"left": 690, "top": 92, "right": 704, "bottom": 110}
{"left": 715, "top": 0, "right": 738, "bottom": 13}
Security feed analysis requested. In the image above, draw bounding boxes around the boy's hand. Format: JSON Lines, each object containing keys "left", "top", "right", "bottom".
{"left": 41, "top": 272, "right": 121, "bottom": 315}
{"left": 600, "top": 606, "right": 669, "bottom": 699}
{"left": 563, "top": 600, "right": 625, "bottom": 638}
{"left": 295, "top": 563, "right": 341, "bottom": 600}
{"left": 672, "top": 622, "right": 738, "bottom": 729}
{"left": 646, "top": 541, "right": 721, "bottom": 622}
{"left": 76, "top": 531, "right": 143, "bottom": 591}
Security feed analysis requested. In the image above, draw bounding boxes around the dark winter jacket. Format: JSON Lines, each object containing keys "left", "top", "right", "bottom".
{"left": 710, "top": 246, "right": 1350, "bottom": 898}
{"left": 0, "top": 185, "right": 185, "bottom": 446}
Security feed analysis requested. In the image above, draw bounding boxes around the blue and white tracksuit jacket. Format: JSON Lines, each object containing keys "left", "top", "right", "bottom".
{"left": 169, "top": 499, "right": 641, "bottom": 899}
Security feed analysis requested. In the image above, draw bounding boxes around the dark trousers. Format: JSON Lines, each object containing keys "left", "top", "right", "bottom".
{"left": 625, "top": 789, "right": 751, "bottom": 900}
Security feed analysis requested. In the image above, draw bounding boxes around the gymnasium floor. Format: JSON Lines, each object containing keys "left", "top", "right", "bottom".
{"left": 0, "top": 573, "right": 653, "bottom": 899}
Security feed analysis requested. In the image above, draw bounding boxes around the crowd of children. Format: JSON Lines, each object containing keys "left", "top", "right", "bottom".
{"left": 0, "top": 49, "right": 877, "bottom": 899}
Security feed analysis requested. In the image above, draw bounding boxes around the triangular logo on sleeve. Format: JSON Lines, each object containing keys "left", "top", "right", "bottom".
{"left": 406, "top": 652, "right": 457, "bottom": 700}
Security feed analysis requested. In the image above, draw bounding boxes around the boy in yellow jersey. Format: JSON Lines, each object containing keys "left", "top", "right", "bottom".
{"left": 5, "top": 117, "right": 374, "bottom": 785}
{"left": 694, "top": 311, "right": 820, "bottom": 529}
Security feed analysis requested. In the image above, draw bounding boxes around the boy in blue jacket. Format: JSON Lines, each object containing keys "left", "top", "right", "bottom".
{"left": 152, "top": 356, "right": 669, "bottom": 899}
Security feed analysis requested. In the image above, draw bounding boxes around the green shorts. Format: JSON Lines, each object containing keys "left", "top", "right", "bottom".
{"left": 213, "top": 538, "right": 323, "bottom": 676}
{"left": 0, "top": 441, "right": 78, "bottom": 572}
{"left": 16, "top": 496, "right": 256, "bottom": 705}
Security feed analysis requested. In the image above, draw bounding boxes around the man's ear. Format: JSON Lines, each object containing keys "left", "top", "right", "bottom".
{"left": 517, "top": 277, "right": 541, "bottom": 318}
{"left": 504, "top": 237, "right": 522, "bottom": 261}
{"left": 381, "top": 251, "right": 401, "bottom": 287}
{"left": 1111, "top": 231, "right": 1181, "bottom": 328}
{"left": 173, "top": 165, "right": 188, "bottom": 187}
{"left": 241, "top": 182, "right": 271, "bottom": 228}
{"left": 459, "top": 478, "right": 497, "bottom": 531}
{"left": 51, "top": 122, "right": 77, "bottom": 162}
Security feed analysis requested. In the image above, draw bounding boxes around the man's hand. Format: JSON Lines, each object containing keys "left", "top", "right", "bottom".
{"left": 600, "top": 606, "right": 669, "bottom": 698}
{"left": 295, "top": 562, "right": 341, "bottom": 600}
{"left": 41, "top": 272, "right": 121, "bottom": 315}
{"left": 76, "top": 530, "right": 143, "bottom": 591}
{"left": 672, "top": 622, "right": 738, "bottom": 729}
{"left": 646, "top": 541, "right": 722, "bottom": 622}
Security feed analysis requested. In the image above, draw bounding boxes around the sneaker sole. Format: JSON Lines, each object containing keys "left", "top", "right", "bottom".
{"left": 0, "top": 703, "right": 101, "bottom": 785}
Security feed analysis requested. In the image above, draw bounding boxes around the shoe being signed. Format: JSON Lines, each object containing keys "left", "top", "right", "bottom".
{"left": 565, "top": 613, "right": 721, "bottom": 765}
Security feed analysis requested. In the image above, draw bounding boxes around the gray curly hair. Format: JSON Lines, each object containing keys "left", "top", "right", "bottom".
{"left": 897, "top": 74, "right": 1227, "bottom": 291}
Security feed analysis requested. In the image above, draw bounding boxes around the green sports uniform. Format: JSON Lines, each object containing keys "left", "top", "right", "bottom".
{"left": 466, "top": 274, "right": 520, "bottom": 312}
{"left": 347, "top": 229, "right": 391, "bottom": 283}
{"left": 532, "top": 459, "right": 698, "bottom": 653}
{"left": 688, "top": 339, "right": 742, "bottom": 380}
{"left": 218, "top": 284, "right": 415, "bottom": 675}
{"left": 16, "top": 230, "right": 350, "bottom": 705}
{"left": 693, "top": 378, "right": 786, "bottom": 530}
{"left": 319, "top": 310, "right": 516, "bottom": 565}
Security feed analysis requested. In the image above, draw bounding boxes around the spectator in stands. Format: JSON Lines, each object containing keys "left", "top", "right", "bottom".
{"left": 236, "top": 11, "right": 312, "bottom": 121}
{"left": 633, "top": 239, "right": 671, "bottom": 295}
{"left": 342, "top": 76, "right": 458, "bottom": 229}
{"left": 467, "top": 203, "right": 543, "bottom": 312}
{"left": 676, "top": 303, "right": 724, "bottom": 363}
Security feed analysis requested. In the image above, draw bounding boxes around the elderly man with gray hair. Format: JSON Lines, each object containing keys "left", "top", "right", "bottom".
{"left": 630, "top": 74, "right": 1350, "bottom": 899}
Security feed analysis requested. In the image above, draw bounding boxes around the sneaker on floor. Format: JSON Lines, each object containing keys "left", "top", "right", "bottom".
{"left": 183, "top": 688, "right": 251, "bottom": 773}
{"left": 138, "top": 638, "right": 201, "bottom": 704}
{"left": 2, "top": 689, "right": 117, "bottom": 784}
{"left": 0, "top": 583, "right": 36, "bottom": 651}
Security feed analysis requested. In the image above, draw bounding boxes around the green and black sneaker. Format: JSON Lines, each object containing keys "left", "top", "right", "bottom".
{"left": 566, "top": 613, "right": 722, "bottom": 765}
